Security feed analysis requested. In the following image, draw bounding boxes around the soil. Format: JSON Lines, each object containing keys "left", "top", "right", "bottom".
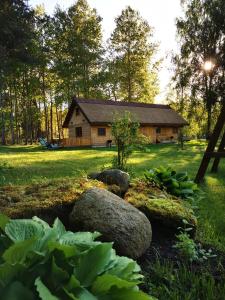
{"left": 138, "top": 227, "right": 225, "bottom": 285}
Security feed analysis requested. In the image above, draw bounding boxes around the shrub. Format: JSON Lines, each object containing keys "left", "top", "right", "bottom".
{"left": 173, "top": 220, "right": 217, "bottom": 262}
{"left": 111, "top": 111, "right": 149, "bottom": 171}
{"left": 144, "top": 166, "right": 199, "bottom": 200}
{"left": 0, "top": 214, "right": 153, "bottom": 299}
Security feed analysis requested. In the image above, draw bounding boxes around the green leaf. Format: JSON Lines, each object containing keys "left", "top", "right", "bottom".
{"left": 0, "top": 263, "right": 24, "bottom": 286}
{"left": 180, "top": 189, "right": 194, "bottom": 195}
{"left": 107, "top": 256, "right": 142, "bottom": 282}
{"left": 74, "top": 243, "right": 113, "bottom": 287}
{"left": 35, "top": 277, "right": 59, "bottom": 300}
{"left": 1, "top": 281, "right": 34, "bottom": 300}
{"left": 0, "top": 214, "right": 9, "bottom": 230}
{"left": 51, "top": 256, "right": 69, "bottom": 286}
{"left": 48, "top": 242, "right": 78, "bottom": 258}
{"left": 65, "top": 274, "right": 81, "bottom": 291}
{"left": 32, "top": 217, "right": 50, "bottom": 230}
{"left": 108, "top": 288, "right": 155, "bottom": 300}
{"left": 59, "top": 231, "right": 101, "bottom": 245}
{"left": 3, "top": 238, "right": 37, "bottom": 265}
{"left": 53, "top": 218, "right": 66, "bottom": 238}
{"left": 92, "top": 274, "right": 137, "bottom": 295}
{"left": 63, "top": 288, "right": 79, "bottom": 300}
{"left": 5, "top": 219, "right": 44, "bottom": 243}
{"left": 75, "top": 288, "right": 98, "bottom": 300}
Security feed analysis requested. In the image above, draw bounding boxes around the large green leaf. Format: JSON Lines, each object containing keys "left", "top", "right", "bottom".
{"left": 75, "top": 287, "right": 98, "bottom": 300}
{"left": 1, "top": 281, "right": 34, "bottom": 300}
{"left": 32, "top": 217, "right": 50, "bottom": 230}
{"left": 105, "top": 288, "right": 155, "bottom": 300}
{"left": 59, "top": 231, "right": 101, "bottom": 245}
{"left": 92, "top": 274, "right": 137, "bottom": 295}
{"left": 48, "top": 242, "right": 78, "bottom": 258}
{"left": 3, "top": 238, "right": 37, "bottom": 265}
{"left": 0, "top": 263, "right": 24, "bottom": 286}
{"left": 0, "top": 214, "right": 9, "bottom": 230}
{"left": 50, "top": 256, "right": 69, "bottom": 286}
{"left": 5, "top": 219, "right": 44, "bottom": 243}
{"left": 107, "top": 256, "right": 142, "bottom": 282}
{"left": 74, "top": 243, "right": 113, "bottom": 287}
{"left": 63, "top": 288, "right": 79, "bottom": 300}
{"left": 35, "top": 277, "right": 59, "bottom": 300}
{"left": 53, "top": 218, "right": 66, "bottom": 239}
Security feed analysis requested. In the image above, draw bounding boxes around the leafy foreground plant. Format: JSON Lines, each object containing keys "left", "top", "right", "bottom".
{"left": 0, "top": 214, "right": 154, "bottom": 300}
{"left": 144, "top": 166, "right": 198, "bottom": 200}
{"left": 173, "top": 220, "right": 217, "bottom": 263}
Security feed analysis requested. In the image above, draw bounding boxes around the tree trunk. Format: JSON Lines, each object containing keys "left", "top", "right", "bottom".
{"left": 127, "top": 47, "right": 132, "bottom": 102}
{"left": 206, "top": 105, "right": 212, "bottom": 140}
{"left": 14, "top": 81, "right": 19, "bottom": 144}
{"left": 9, "top": 84, "right": 15, "bottom": 144}
{"left": 42, "top": 71, "right": 49, "bottom": 141}
{"left": 56, "top": 105, "right": 61, "bottom": 140}
{"left": 0, "top": 93, "right": 6, "bottom": 145}
{"left": 50, "top": 94, "right": 53, "bottom": 143}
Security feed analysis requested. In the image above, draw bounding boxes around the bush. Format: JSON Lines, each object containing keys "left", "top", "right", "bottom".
{"left": 111, "top": 112, "right": 149, "bottom": 171}
{"left": 144, "top": 166, "right": 199, "bottom": 200}
{"left": 0, "top": 214, "right": 153, "bottom": 299}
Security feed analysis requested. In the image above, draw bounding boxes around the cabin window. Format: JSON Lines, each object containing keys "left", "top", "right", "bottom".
{"left": 75, "top": 108, "right": 80, "bottom": 116}
{"left": 75, "top": 127, "right": 82, "bottom": 137}
{"left": 156, "top": 127, "right": 161, "bottom": 134}
{"left": 98, "top": 127, "right": 106, "bottom": 136}
{"left": 173, "top": 127, "right": 178, "bottom": 134}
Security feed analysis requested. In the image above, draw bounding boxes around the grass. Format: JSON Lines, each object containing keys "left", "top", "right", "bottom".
{"left": 0, "top": 141, "right": 225, "bottom": 250}
{"left": 142, "top": 258, "right": 225, "bottom": 300}
{"left": 0, "top": 141, "right": 208, "bottom": 185}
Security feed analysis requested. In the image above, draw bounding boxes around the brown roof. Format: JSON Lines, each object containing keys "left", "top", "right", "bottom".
{"left": 63, "top": 98, "right": 188, "bottom": 128}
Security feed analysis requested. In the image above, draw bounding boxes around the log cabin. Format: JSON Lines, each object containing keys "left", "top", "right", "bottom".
{"left": 62, "top": 98, "right": 188, "bottom": 147}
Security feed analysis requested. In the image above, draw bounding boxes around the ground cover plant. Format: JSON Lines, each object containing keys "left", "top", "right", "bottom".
{"left": 144, "top": 166, "right": 199, "bottom": 200}
{"left": 0, "top": 215, "right": 153, "bottom": 300}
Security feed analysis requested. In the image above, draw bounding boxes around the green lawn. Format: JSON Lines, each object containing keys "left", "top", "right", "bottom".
{"left": 0, "top": 141, "right": 225, "bottom": 249}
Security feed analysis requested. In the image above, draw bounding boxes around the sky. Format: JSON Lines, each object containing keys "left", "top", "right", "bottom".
{"left": 29, "top": 0, "right": 183, "bottom": 103}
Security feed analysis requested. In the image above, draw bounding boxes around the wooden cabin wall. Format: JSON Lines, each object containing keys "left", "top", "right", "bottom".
{"left": 91, "top": 126, "right": 113, "bottom": 147}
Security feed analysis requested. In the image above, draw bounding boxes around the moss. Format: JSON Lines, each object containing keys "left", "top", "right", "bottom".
{"left": 0, "top": 178, "right": 106, "bottom": 223}
{"left": 125, "top": 180, "right": 197, "bottom": 230}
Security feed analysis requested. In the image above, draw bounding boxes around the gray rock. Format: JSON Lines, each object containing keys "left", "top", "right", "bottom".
{"left": 69, "top": 187, "right": 152, "bottom": 259}
{"left": 88, "top": 169, "right": 130, "bottom": 195}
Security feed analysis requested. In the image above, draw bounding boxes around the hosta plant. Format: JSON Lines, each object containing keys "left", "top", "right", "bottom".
{"left": 0, "top": 214, "right": 154, "bottom": 300}
{"left": 144, "top": 166, "right": 198, "bottom": 200}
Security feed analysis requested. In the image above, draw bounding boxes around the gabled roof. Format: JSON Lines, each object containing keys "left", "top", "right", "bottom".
{"left": 63, "top": 97, "right": 188, "bottom": 128}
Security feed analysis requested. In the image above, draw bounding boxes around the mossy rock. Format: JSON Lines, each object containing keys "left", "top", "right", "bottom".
{"left": 0, "top": 178, "right": 106, "bottom": 226}
{"left": 125, "top": 180, "right": 197, "bottom": 233}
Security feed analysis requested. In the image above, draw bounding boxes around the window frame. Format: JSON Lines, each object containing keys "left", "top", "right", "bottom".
{"left": 97, "top": 127, "right": 106, "bottom": 136}
{"left": 75, "top": 127, "right": 82, "bottom": 138}
{"left": 156, "top": 127, "right": 161, "bottom": 134}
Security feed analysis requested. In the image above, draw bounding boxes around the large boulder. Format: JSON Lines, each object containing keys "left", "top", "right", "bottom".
{"left": 69, "top": 187, "right": 152, "bottom": 259}
{"left": 88, "top": 169, "right": 130, "bottom": 195}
